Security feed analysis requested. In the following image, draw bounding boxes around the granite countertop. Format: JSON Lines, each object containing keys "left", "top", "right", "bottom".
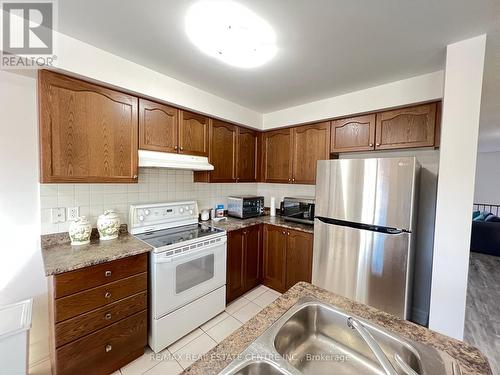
{"left": 41, "top": 229, "right": 152, "bottom": 276}
{"left": 184, "top": 282, "right": 491, "bottom": 375}
{"left": 206, "top": 215, "right": 314, "bottom": 234}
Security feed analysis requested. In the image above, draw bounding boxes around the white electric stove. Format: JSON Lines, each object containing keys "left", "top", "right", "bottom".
{"left": 129, "top": 201, "right": 227, "bottom": 353}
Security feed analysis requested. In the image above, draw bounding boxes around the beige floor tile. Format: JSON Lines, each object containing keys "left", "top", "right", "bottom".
{"left": 253, "top": 290, "right": 279, "bottom": 308}
{"left": 225, "top": 296, "right": 250, "bottom": 314}
{"left": 200, "top": 311, "right": 230, "bottom": 331}
{"left": 142, "top": 358, "right": 183, "bottom": 375}
{"left": 167, "top": 328, "right": 204, "bottom": 354}
{"left": 242, "top": 285, "right": 269, "bottom": 301}
{"left": 173, "top": 333, "right": 217, "bottom": 369}
{"left": 121, "top": 348, "right": 160, "bottom": 375}
{"left": 205, "top": 315, "right": 243, "bottom": 343}
{"left": 232, "top": 301, "right": 263, "bottom": 323}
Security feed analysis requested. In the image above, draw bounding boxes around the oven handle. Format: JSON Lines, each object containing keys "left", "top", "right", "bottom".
{"left": 153, "top": 238, "right": 227, "bottom": 264}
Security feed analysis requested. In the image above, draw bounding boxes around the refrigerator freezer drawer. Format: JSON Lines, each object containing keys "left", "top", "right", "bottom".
{"left": 312, "top": 220, "right": 413, "bottom": 319}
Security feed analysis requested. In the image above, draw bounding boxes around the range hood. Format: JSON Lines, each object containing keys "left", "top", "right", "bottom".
{"left": 138, "top": 150, "right": 214, "bottom": 171}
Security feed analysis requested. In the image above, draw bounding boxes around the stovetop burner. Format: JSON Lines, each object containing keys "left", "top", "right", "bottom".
{"left": 135, "top": 223, "right": 224, "bottom": 249}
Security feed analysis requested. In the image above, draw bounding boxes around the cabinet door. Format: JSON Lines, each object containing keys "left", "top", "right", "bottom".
{"left": 263, "top": 225, "right": 287, "bottom": 293}
{"left": 226, "top": 229, "right": 246, "bottom": 303}
{"left": 178, "top": 110, "right": 209, "bottom": 156}
{"left": 210, "top": 120, "right": 237, "bottom": 182}
{"left": 237, "top": 127, "right": 259, "bottom": 182}
{"left": 331, "top": 115, "right": 376, "bottom": 153}
{"left": 263, "top": 129, "right": 293, "bottom": 183}
{"left": 138, "top": 98, "right": 178, "bottom": 153}
{"left": 375, "top": 103, "right": 437, "bottom": 150}
{"left": 38, "top": 70, "right": 138, "bottom": 183}
{"left": 244, "top": 225, "right": 262, "bottom": 292}
{"left": 285, "top": 230, "right": 313, "bottom": 290}
{"left": 291, "top": 122, "right": 330, "bottom": 184}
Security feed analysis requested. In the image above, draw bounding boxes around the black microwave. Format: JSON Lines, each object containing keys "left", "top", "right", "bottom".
{"left": 282, "top": 197, "right": 315, "bottom": 225}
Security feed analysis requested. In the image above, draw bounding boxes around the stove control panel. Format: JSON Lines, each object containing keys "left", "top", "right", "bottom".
{"left": 129, "top": 201, "right": 199, "bottom": 234}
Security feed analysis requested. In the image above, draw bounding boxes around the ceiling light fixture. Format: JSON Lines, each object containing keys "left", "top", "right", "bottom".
{"left": 185, "top": 1, "right": 277, "bottom": 68}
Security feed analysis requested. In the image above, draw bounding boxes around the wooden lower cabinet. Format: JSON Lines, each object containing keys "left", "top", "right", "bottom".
{"left": 263, "top": 225, "right": 313, "bottom": 293}
{"left": 226, "top": 225, "right": 263, "bottom": 303}
{"left": 48, "top": 253, "right": 148, "bottom": 375}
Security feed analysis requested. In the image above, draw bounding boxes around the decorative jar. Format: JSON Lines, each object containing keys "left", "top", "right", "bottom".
{"left": 69, "top": 216, "right": 92, "bottom": 245}
{"left": 97, "top": 210, "right": 121, "bottom": 240}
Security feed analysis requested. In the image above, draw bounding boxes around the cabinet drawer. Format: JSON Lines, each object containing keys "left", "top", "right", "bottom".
{"left": 55, "top": 273, "right": 147, "bottom": 322}
{"left": 55, "top": 291, "right": 147, "bottom": 347}
{"left": 55, "top": 310, "right": 147, "bottom": 375}
{"left": 54, "top": 253, "right": 147, "bottom": 298}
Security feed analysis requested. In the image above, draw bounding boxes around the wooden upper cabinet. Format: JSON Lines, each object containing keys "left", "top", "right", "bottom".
{"left": 291, "top": 122, "right": 330, "bottom": 184}
{"left": 210, "top": 120, "right": 237, "bottom": 182}
{"left": 263, "top": 128, "right": 293, "bottom": 183}
{"left": 331, "top": 114, "right": 376, "bottom": 153}
{"left": 285, "top": 230, "right": 313, "bottom": 290}
{"left": 179, "top": 110, "right": 209, "bottom": 156}
{"left": 38, "top": 70, "right": 138, "bottom": 183}
{"left": 237, "top": 128, "right": 259, "bottom": 182}
{"left": 138, "top": 98, "right": 178, "bottom": 153}
{"left": 375, "top": 103, "right": 437, "bottom": 150}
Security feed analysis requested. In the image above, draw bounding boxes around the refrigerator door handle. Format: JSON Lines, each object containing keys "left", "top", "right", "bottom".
{"left": 315, "top": 216, "right": 408, "bottom": 234}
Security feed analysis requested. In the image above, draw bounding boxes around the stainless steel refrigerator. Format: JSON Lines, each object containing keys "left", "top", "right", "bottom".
{"left": 313, "top": 157, "right": 420, "bottom": 319}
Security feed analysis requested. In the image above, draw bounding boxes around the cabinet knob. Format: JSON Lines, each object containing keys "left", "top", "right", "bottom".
{"left": 104, "top": 292, "right": 112, "bottom": 299}
{"left": 292, "top": 178, "right": 295, "bottom": 182}
{"left": 282, "top": 231, "right": 286, "bottom": 235}
{"left": 369, "top": 143, "right": 373, "bottom": 147}
{"left": 105, "top": 345, "right": 112, "bottom": 353}
{"left": 133, "top": 175, "right": 138, "bottom": 179}
{"left": 376, "top": 143, "right": 380, "bottom": 147}
{"left": 174, "top": 145, "right": 178, "bottom": 150}
{"left": 180, "top": 146, "right": 184, "bottom": 151}
{"left": 287, "top": 232, "right": 290, "bottom": 235}
{"left": 288, "top": 178, "right": 291, "bottom": 182}
{"left": 105, "top": 313, "right": 112, "bottom": 320}
{"left": 104, "top": 270, "right": 112, "bottom": 277}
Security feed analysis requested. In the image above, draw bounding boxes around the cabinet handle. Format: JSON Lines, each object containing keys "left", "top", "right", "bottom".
{"left": 288, "top": 178, "right": 291, "bottom": 182}
{"left": 369, "top": 143, "right": 373, "bottom": 147}
{"left": 104, "top": 292, "right": 112, "bottom": 299}
{"left": 282, "top": 231, "right": 286, "bottom": 235}
{"left": 133, "top": 175, "right": 138, "bottom": 179}
{"left": 104, "top": 270, "right": 112, "bottom": 277}
{"left": 287, "top": 232, "right": 290, "bottom": 235}
{"left": 180, "top": 146, "right": 184, "bottom": 151}
{"left": 105, "top": 313, "right": 112, "bottom": 320}
{"left": 105, "top": 345, "right": 112, "bottom": 353}
{"left": 292, "top": 178, "right": 295, "bottom": 182}
{"left": 376, "top": 143, "right": 380, "bottom": 147}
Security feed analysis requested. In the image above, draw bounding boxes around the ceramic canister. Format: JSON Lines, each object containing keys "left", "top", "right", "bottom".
{"left": 69, "top": 216, "right": 92, "bottom": 245}
{"left": 97, "top": 210, "right": 121, "bottom": 240}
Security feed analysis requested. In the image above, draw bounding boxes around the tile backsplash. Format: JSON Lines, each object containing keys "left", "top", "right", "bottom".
{"left": 40, "top": 168, "right": 315, "bottom": 234}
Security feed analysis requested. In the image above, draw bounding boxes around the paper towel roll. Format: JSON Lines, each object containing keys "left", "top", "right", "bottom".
{"left": 270, "top": 197, "right": 276, "bottom": 217}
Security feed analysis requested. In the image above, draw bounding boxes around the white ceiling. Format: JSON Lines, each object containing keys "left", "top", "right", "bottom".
{"left": 58, "top": 0, "right": 500, "bottom": 150}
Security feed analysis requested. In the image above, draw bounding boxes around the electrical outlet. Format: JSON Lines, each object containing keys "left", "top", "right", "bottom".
{"left": 68, "top": 207, "right": 80, "bottom": 221}
{"left": 51, "top": 208, "right": 66, "bottom": 223}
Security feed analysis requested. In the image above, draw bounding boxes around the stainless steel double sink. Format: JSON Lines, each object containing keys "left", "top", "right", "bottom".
{"left": 220, "top": 297, "right": 462, "bottom": 375}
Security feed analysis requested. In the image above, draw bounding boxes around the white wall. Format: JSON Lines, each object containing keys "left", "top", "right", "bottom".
{"left": 474, "top": 151, "right": 500, "bottom": 204}
{"left": 52, "top": 33, "right": 262, "bottom": 129}
{"left": 0, "top": 70, "right": 48, "bottom": 365}
{"left": 263, "top": 71, "right": 444, "bottom": 128}
{"left": 429, "top": 35, "right": 487, "bottom": 339}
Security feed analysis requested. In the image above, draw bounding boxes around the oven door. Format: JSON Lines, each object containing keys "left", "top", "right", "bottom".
{"left": 151, "top": 237, "right": 227, "bottom": 319}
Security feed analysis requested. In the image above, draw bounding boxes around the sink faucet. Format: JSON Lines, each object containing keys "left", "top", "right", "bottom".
{"left": 347, "top": 316, "right": 399, "bottom": 375}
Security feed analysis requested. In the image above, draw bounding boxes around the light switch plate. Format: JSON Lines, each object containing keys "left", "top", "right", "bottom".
{"left": 68, "top": 207, "right": 79, "bottom": 221}
{"left": 51, "top": 207, "right": 66, "bottom": 223}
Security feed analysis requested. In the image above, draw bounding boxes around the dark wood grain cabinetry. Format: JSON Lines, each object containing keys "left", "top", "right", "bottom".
{"left": 179, "top": 110, "right": 210, "bottom": 156}
{"left": 226, "top": 225, "right": 262, "bottom": 303}
{"left": 263, "top": 225, "right": 313, "bottom": 293}
{"left": 38, "top": 70, "right": 138, "bottom": 183}
{"left": 291, "top": 122, "right": 330, "bottom": 184}
{"left": 48, "top": 254, "right": 148, "bottom": 375}
{"left": 237, "top": 127, "right": 259, "bottom": 182}
{"left": 375, "top": 103, "right": 437, "bottom": 150}
{"left": 139, "top": 98, "right": 179, "bottom": 153}
{"left": 263, "top": 129, "right": 293, "bottom": 183}
{"left": 331, "top": 114, "right": 376, "bottom": 152}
